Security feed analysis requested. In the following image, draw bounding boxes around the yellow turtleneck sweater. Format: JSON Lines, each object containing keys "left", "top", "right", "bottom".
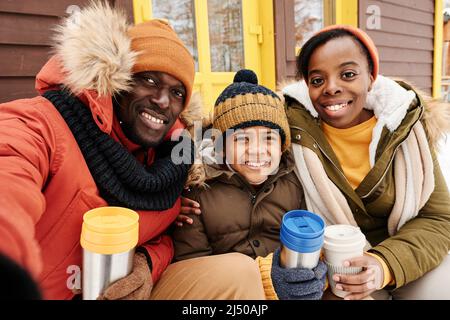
{"left": 322, "top": 116, "right": 377, "bottom": 189}
{"left": 322, "top": 116, "right": 394, "bottom": 289}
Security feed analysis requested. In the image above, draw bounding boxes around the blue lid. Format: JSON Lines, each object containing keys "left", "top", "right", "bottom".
{"left": 280, "top": 210, "right": 325, "bottom": 253}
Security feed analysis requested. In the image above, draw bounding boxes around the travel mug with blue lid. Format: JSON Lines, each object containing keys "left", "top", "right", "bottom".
{"left": 279, "top": 210, "right": 325, "bottom": 269}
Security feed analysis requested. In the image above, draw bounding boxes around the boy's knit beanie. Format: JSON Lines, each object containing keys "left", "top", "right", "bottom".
{"left": 213, "top": 69, "right": 291, "bottom": 151}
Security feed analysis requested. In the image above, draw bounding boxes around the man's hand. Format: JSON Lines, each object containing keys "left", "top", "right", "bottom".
{"left": 332, "top": 254, "right": 383, "bottom": 300}
{"left": 176, "top": 196, "right": 201, "bottom": 227}
{"left": 98, "top": 253, "right": 152, "bottom": 300}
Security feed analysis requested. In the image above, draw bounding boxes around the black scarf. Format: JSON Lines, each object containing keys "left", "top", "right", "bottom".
{"left": 43, "top": 89, "right": 193, "bottom": 211}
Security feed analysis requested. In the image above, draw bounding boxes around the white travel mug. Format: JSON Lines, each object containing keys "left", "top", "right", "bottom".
{"left": 322, "top": 224, "right": 366, "bottom": 298}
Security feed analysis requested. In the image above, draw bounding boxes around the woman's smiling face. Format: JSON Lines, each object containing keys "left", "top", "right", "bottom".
{"left": 307, "top": 36, "right": 374, "bottom": 129}
{"left": 116, "top": 71, "right": 186, "bottom": 148}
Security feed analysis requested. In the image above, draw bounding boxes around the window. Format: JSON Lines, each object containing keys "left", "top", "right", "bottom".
{"left": 294, "top": 0, "right": 324, "bottom": 48}
{"left": 207, "top": 0, "right": 245, "bottom": 72}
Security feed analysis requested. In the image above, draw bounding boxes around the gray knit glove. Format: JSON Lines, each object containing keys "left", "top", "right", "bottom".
{"left": 271, "top": 248, "right": 327, "bottom": 300}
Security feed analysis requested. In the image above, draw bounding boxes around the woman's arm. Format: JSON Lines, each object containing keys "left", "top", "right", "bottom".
{"left": 370, "top": 149, "right": 450, "bottom": 288}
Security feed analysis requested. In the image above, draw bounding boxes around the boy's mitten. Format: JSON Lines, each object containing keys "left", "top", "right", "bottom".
{"left": 271, "top": 248, "right": 327, "bottom": 300}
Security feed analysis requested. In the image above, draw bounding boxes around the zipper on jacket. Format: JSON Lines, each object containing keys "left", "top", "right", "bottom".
{"left": 235, "top": 165, "right": 291, "bottom": 206}
{"left": 361, "top": 143, "right": 407, "bottom": 199}
{"left": 360, "top": 105, "right": 424, "bottom": 199}
{"left": 249, "top": 169, "right": 290, "bottom": 204}
{"left": 359, "top": 143, "right": 401, "bottom": 199}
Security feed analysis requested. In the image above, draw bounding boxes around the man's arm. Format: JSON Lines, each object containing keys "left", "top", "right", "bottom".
{"left": 0, "top": 100, "right": 55, "bottom": 278}
{"left": 137, "top": 234, "right": 174, "bottom": 283}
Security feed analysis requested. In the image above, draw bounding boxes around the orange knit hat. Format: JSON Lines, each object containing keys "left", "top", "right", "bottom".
{"left": 128, "top": 19, "right": 195, "bottom": 107}
{"left": 315, "top": 25, "right": 379, "bottom": 80}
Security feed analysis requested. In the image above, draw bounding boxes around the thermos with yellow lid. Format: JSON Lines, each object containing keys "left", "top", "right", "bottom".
{"left": 80, "top": 207, "right": 139, "bottom": 300}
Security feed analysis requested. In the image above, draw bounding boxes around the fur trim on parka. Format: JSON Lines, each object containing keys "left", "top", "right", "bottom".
{"left": 52, "top": 1, "right": 136, "bottom": 97}
{"left": 182, "top": 92, "right": 213, "bottom": 188}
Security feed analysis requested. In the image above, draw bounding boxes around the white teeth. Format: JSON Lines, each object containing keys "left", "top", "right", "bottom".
{"left": 245, "top": 161, "right": 269, "bottom": 168}
{"left": 142, "top": 112, "right": 164, "bottom": 124}
{"left": 325, "top": 103, "right": 347, "bottom": 111}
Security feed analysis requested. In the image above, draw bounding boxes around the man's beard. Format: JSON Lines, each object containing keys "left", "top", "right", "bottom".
{"left": 121, "top": 120, "right": 166, "bottom": 149}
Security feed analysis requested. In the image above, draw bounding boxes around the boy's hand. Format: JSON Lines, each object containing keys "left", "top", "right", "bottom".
{"left": 176, "top": 196, "right": 201, "bottom": 227}
{"left": 332, "top": 254, "right": 383, "bottom": 300}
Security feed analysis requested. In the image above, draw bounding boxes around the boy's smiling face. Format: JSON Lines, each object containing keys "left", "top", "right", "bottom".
{"left": 226, "top": 126, "right": 282, "bottom": 186}
{"left": 307, "top": 36, "right": 374, "bottom": 129}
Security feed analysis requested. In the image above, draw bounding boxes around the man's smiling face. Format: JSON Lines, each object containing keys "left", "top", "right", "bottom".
{"left": 116, "top": 71, "right": 186, "bottom": 148}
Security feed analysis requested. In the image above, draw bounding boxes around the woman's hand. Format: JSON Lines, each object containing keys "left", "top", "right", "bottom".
{"left": 176, "top": 196, "right": 201, "bottom": 227}
{"left": 332, "top": 254, "right": 384, "bottom": 300}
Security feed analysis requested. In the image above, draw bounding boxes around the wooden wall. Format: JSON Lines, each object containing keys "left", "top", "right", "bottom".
{"left": 273, "top": 0, "right": 436, "bottom": 95}
{"left": 0, "top": 0, "right": 133, "bottom": 103}
{"left": 359, "top": 0, "right": 435, "bottom": 94}
{"left": 273, "top": 0, "right": 298, "bottom": 86}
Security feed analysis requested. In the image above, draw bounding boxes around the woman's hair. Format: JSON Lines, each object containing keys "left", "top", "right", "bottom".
{"left": 296, "top": 29, "right": 374, "bottom": 81}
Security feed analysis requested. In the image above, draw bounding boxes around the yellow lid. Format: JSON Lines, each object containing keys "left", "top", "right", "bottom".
{"left": 80, "top": 207, "right": 139, "bottom": 255}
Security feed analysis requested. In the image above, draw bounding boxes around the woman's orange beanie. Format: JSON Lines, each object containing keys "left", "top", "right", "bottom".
{"left": 127, "top": 19, "right": 195, "bottom": 107}
{"left": 315, "top": 25, "right": 379, "bottom": 80}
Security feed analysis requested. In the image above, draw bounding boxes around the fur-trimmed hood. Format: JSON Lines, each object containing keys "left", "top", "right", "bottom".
{"left": 281, "top": 76, "right": 450, "bottom": 158}
{"left": 34, "top": 1, "right": 137, "bottom": 134}
{"left": 35, "top": 1, "right": 204, "bottom": 136}
{"left": 51, "top": 1, "right": 135, "bottom": 96}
